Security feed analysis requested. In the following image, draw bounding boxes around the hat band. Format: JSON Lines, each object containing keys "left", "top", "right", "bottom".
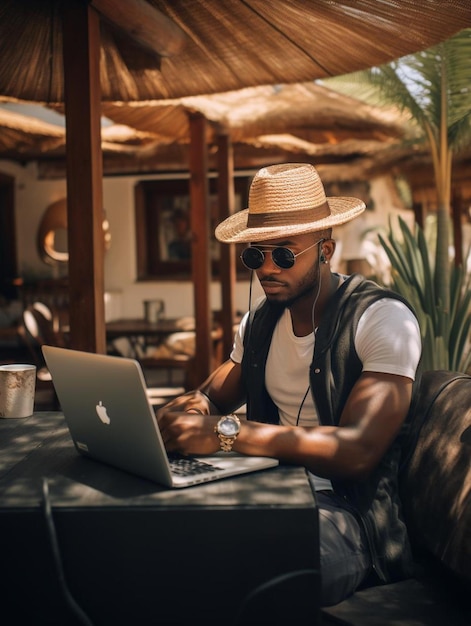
{"left": 247, "top": 202, "right": 331, "bottom": 228}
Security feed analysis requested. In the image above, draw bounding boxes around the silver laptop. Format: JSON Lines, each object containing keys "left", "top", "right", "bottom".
{"left": 42, "top": 345, "right": 278, "bottom": 488}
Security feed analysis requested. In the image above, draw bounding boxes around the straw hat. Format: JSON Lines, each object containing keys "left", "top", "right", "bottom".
{"left": 215, "top": 163, "right": 366, "bottom": 243}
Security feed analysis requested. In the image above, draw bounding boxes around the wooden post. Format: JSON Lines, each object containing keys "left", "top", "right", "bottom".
{"left": 217, "top": 133, "right": 236, "bottom": 360}
{"left": 189, "top": 113, "right": 212, "bottom": 384}
{"left": 62, "top": 1, "right": 106, "bottom": 353}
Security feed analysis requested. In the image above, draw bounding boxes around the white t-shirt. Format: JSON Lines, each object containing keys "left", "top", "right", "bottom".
{"left": 231, "top": 297, "right": 421, "bottom": 489}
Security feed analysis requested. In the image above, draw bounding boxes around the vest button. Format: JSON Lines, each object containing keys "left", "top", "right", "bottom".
{"left": 314, "top": 368, "right": 321, "bottom": 374}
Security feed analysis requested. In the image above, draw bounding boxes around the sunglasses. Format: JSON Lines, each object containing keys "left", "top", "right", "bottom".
{"left": 240, "top": 239, "right": 324, "bottom": 270}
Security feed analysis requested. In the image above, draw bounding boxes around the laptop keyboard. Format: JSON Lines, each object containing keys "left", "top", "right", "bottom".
{"left": 168, "top": 453, "right": 222, "bottom": 477}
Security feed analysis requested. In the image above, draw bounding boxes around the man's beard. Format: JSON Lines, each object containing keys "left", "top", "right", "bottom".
{"left": 265, "top": 265, "right": 320, "bottom": 309}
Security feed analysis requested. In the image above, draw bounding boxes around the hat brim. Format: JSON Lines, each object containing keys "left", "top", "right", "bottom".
{"left": 215, "top": 197, "right": 366, "bottom": 243}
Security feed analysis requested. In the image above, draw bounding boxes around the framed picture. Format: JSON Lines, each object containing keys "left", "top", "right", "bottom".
{"left": 135, "top": 177, "right": 250, "bottom": 280}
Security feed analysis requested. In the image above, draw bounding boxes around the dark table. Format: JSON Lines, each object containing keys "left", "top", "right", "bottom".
{"left": 106, "top": 317, "right": 195, "bottom": 341}
{"left": 0, "top": 413, "right": 320, "bottom": 625}
{"left": 106, "top": 317, "right": 195, "bottom": 358}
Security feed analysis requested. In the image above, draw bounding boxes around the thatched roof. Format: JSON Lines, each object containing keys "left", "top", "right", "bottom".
{"left": 1, "top": 1, "right": 470, "bottom": 103}
{"left": 100, "top": 81, "right": 407, "bottom": 144}
{"left": 1, "top": 2, "right": 466, "bottom": 179}
{"left": 0, "top": 108, "right": 65, "bottom": 156}
{"left": 0, "top": 80, "right": 412, "bottom": 181}
{"left": 0, "top": 105, "right": 160, "bottom": 160}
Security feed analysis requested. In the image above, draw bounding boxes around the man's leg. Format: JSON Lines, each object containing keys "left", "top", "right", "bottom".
{"left": 317, "top": 491, "right": 371, "bottom": 607}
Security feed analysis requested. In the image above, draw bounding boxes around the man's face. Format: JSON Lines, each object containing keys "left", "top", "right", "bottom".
{"left": 249, "top": 232, "right": 323, "bottom": 306}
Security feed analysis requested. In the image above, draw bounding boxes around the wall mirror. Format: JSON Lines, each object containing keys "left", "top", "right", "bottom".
{"left": 37, "top": 198, "right": 111, "bottom": 266}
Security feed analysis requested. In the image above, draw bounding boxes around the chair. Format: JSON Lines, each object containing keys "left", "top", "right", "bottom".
{"left": 17, "top": 302, "right": 67, "bottom": 410}
{"left": 145, "top": 385, "right": 186, "bottom": 408}
{"left": 139, "top": 327, "right": 223, "bottom": 391}
{"left": 19, "top": 301, "right": 67, "bottom": 354}
{"left": 140, "top": 352, "right": 195, "bottom": 391}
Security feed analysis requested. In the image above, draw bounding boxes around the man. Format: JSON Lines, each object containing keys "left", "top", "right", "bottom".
{"left": 157, "top": 163, "right": 422, "bottom": 606}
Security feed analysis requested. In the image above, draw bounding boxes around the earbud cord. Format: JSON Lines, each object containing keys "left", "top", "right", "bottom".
{"left": 296, "top": 385, "right": 311, "bottom": 426}
{"left": 246, "top": 269, "right": 255, "bottom": 349}
{"left": 296, "top": 240, "right": 324, "bottom": 427}
{"left": 311, "top": 239, "right": 324, "bottom": 331}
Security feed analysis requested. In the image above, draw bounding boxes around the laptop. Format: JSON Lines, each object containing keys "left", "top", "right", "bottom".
{"left": 42, "top": 345, "right": 278, "bottom": 488}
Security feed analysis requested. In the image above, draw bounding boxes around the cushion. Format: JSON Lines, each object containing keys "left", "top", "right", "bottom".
{"left": 399, "top": 370, "right": 471, "bottom": 583}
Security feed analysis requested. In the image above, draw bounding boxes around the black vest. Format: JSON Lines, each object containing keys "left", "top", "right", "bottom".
{"left": 241, "top": 274, "right": 422, "bottom": 583}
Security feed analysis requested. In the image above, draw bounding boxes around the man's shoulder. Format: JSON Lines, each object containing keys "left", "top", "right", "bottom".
{"left": 338, "top": 274, "right": 415, "bottom": 314}
{"left": 319, "top": 274, "right": 417, "bottom": 344}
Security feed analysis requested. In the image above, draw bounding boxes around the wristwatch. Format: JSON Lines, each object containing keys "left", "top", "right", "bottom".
{"left": 214, "top": 414, "right": 241, "bottom": 452}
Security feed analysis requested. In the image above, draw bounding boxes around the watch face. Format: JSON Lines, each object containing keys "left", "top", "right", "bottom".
{"left": 219, "top": 416, "right": 239, "bottom": 436}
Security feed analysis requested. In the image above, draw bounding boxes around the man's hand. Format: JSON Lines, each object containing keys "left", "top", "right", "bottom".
{"left": 157, "top": 411, "right": 222, "bottom": 456}
{"left": 155, "top": 389, "right": 210, "bottom": 420}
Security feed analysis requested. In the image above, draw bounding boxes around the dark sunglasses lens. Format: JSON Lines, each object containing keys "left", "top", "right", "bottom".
{"left": 241, "top": 247, "right": 264, "bottom": 269}
{"left": 272, "top": 247, "right": 295, "bottom": 269}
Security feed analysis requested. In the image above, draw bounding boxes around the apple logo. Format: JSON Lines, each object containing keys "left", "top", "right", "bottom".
{"left": 96, "top": 401, "right": 111, "bottom": 425}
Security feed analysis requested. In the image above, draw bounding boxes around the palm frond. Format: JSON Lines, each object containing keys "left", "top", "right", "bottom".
{"left": 416, "top": 226, "right": 436, "bottom": 322}
{"left": 378, "top": 218, "right": 471, "bottom": 372}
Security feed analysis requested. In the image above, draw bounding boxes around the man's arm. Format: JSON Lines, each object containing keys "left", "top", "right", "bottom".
{"left": 156, "top": 358, "right": 245, "bottom": 416}
{"left": 233, "top": 371, "right": 413, "bottom": 479}
{"left": 158, "top": 368, "right": 412, "bottom": 481}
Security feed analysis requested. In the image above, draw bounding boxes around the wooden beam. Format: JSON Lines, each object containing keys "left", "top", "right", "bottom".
{"left": 217, "top": 133, "right": 236, "bottom": 360}
{"left": 62, "top": 1, "right": 106, "bottom": 354}
{"left": 189, "top": 113, "right": 212, "bottom": 385}
{"left": 90, "top": 0, "right": 187, "bottom": 57}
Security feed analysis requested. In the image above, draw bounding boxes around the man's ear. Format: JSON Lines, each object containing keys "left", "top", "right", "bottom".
{"left": 322, "top": 239, "right": 336, "bottom": 263}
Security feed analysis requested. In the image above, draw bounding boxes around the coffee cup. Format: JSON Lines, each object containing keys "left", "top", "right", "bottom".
{"left": 0, "top": 364, "right": 36, "bottom": 418}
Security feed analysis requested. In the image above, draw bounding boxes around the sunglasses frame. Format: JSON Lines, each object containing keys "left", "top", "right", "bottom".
{"left": 240, "top": 238, "right": 325, "bottom": 270}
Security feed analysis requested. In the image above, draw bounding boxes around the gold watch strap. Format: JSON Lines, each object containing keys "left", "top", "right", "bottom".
{"left": 217, "top": 434, "right": 236, "bottom": 452}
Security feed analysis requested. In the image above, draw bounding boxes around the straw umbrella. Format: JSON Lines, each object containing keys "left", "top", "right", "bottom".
{"left": 2, "top": 1, "right": 471, "bottom": 103}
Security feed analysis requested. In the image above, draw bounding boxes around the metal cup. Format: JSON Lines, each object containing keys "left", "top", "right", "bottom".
{"left": 144, "top": 299, "right": 165, "bottom": 323}
{"left": 0, "top": 364, "right": 36, "bottom": 418}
